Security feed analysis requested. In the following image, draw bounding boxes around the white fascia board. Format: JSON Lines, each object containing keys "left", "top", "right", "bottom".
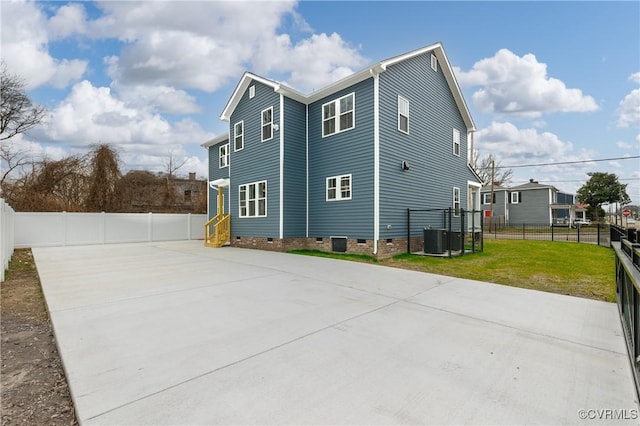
{"left": 201, "top": 133, "right": 229, "bottom": 149}
{"left": 381, "top": 43, "right": 475, "bottom": 132}
{"left": 305, "top": 65, "right": 383, "bottom": 104}
{"left": 220, "top": 72, "right": 281, "bottom": 121}
{"left": 467, "top": 164, "right": 483, "bottom": 183}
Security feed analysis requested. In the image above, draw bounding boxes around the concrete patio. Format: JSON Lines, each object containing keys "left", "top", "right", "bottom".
{"left": 33, "top": 240, "right": 638, "bottom": 425}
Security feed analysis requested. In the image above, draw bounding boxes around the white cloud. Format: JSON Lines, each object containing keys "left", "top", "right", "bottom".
{"left": 43, "top": 81, "right": 213, "bottom": 160}
{"left": 616, "top": 89, "right": 640, "bottom": 127}
{"left": 629, "top": 72, "right": 640, "bottom": 83}
{"left": 48, "top": 3, "right": 87, "bottom": 39}
{"left": 475, "top": 121, "right": 574, "bottom": 159}
{"left": 88, "top": 1, "right": 365, "bottom": 93}
{"left": 454, "top": 49, "right": 598, "bottom": 117}
{"left": 253, "top": 33, "right": 366, "bottom": 91}
{"left": 0, "top": 0, "right": 87, "bottom": 89}
{"left": 616, "top": 141, "right": 633, "bottom": 149}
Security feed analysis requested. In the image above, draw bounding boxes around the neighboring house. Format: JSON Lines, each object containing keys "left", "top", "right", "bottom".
{"left": 481, "top": 179, "right": 587, "bottom": 225}
{"left": 120, "top": 170, "right": 207, "bottom": 213}
{"left": 203, "top": 42, "right": 482, "bottom": 257}
{"left": 480, "top": 183, "right": 510, "bottom": 225}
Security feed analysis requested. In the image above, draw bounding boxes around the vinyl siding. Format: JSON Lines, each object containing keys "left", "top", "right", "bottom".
{"left": 229, "top": 81, "right": 280, "bottom": 237}
{"left": 308, "top": 79, "right": 375, "bottom": 238}
{"left": 508, "top": 189, "right": 551, "bottom": 224}
{"left": 481, "top": 190, "right": 508, "bottom": 218}
{"left": 207, "top": 140, "right": 229, "bottom": 218}
{"left": 379, "top": 52, "right": 475, "bottom": 238}
{"left": 283, "top": 97, "right": 307, "bottom": 237}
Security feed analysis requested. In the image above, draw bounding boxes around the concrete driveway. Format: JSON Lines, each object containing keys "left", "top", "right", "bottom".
{"left": 33, "top": 241, "right": 637, "bottom": 425}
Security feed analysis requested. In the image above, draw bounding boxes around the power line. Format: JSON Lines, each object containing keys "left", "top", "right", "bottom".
{"left": 512, "top": 178, "right": 640, "bottom": 184}
{"left": 495, "top": 155, "right": 640, "bottom": 169}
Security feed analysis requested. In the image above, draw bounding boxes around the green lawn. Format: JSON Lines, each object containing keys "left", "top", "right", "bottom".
{"left": 289, "top": 240, "right": 616, "bottom": 302}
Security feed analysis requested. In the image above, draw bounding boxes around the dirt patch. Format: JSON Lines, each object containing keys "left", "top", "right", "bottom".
{"left": 1, "top": 249, "right": 77, "bottom": 425}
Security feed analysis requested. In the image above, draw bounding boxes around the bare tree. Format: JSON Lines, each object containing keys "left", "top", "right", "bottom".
{"left": 0, "top": 61, "right": 46, "bottom": 141}
{"left": 471, "top": 152, "right": 514, "bottom": 186}
{"left": 0, "top": 140, "right": 31, "bottom": 187}
{"left": 162, "top": 150, "right": 187, "bottom": 208}
{"left": 85, "top": 144, "right": 122, "bottom": 212}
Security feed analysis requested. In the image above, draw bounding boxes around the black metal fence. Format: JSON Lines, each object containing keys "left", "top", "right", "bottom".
{"left": 483, "top": 222, "right": 610, "bottom": 247}
{"left": 613, "top": 227, "right": 640, "bottom": 398}
{"left": 406, "top": 208, "right": 483, "bottom": 257}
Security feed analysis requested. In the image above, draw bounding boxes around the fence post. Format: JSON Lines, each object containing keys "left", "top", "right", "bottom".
{"left": 460, "top": 209, "right": 465, "bottom": 256}
{"left": 448, "top": 208, "right": 452, "bottom": 258}
{"left": 551, "top": 223, "right": 554, "bottom": 241}
{"left": 187, "top": 213, "right": 192, "bottom": 240}
{"left": 597, "top": 223, "right": 601, "bottom": 246}
{"left": 148, "top": 212, "right": 153, "bottom": 242}
{"left": 62, "top": 211, "right": 68, "bottom": 246}
{"left": 100, "top": 212, "right": 106, "bottom": 244}
{"left": 471, "top": 210, "right": 475, "bottom": 254}
{"left": 522, "top": 223, "right": 525, "bottom": 240}
{"left": 577, "top": 224, "right": 581, "bottom": 243}
{"left": 407, "top": 208, "right": 411, "bottom": 254}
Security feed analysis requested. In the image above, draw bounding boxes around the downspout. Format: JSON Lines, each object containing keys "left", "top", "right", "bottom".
{"left": 279, "top": 94, "right": 284, "bottom": 239}
{"left": 373, "top": 70, "right": 380, "bottom": 255}
{"left": 306, "top": 103, "right": 309, "bottom": 238}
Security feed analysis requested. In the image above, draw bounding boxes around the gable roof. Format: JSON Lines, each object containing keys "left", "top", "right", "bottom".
{"left": 510, "top": 181, "right": 559, "bottom": 192}
{"left": 201, "top": 133, "right": 229, "bottom": 148}
{"left": 220, "top": 42, "right": 475, "bottom": 131}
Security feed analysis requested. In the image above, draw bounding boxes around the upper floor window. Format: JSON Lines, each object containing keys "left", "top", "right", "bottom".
{"left": 482, "top": 192, "right": 495, "bottom": 204}
{"left": 511, "top": 192, "right": 522, "bottom": 204}
{"left": 234, "top": 121, "right": 244, "bottom": 151}
{"left": 326, "top": 174, "right": 352, "bottom": 201}
{"left": 431, "top": 54, "right": 438, "bottom": 72}
{"left": 249, "top": 85, "right": 255, "bottom": 99}
{"left": 239, "top": 180, "right": 267, "bottom": 218}
{"left": 453, "top": 187, "right": 461, "bottom": 217}
{"left": 261, "top": 107, "right": 273, "bottom": 142}
{"left": 323, "top": 93, "right": 354, "bottom": 137}
{"left": 453, "top": 128, "right": 460, "bottom": 156}
{"left": 398, "top": 96, "right": 409, "bottom": 134}
{"left": 219, "top": 143, "right": 229, "bottom": 168}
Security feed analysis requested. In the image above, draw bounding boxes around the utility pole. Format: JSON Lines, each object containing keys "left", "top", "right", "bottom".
{"left": 489, "top": 159, "right": 495, "bottom": 232}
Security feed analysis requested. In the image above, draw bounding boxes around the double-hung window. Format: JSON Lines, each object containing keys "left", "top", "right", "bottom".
{"left": 431, "top": 54, "right": 438, "bottom": 71}
{"left": 239, "top": 181, "right": 267, "bottom": 218}
{"left": 511, "top": 192, "right": 521, "bottom": 204}
{"left": 398, "top": 96, "right": 409, "bottom": 134}
{"left": 453, "top": 187, "right": 461, "bottom": 217}
{"left": 234, "top": 121, "right": 244, "bottom": 151}
{"left": 326, "top": 174, "right": 352, "bottom": 201}
{"left": 322, "top": 93, "right": 354, "bottom": 137}
{"left": 219, "top": 143, "right": 229, "bottom": 168}
{"left": 453, "top": 128, "right": 460, "bottom": 156}
{"left": 261, "top": 107, "right": 273, "bottom": 141}
{"left": 482, "top": 192, "right": 495, "bottom": 204}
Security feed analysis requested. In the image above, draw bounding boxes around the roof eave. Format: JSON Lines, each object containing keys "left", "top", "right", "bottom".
{"left": 201, "top": 133, "right": 229, "bottom": 148}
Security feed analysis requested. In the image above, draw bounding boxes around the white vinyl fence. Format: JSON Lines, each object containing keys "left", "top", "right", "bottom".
{"left": 15, "top": 212, "right": 207, "bottom": 248}
{"left": 1, "top": 199, "right": 16, "bottom": 282}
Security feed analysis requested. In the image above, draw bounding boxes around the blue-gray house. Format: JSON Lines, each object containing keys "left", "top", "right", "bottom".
{"left": 203, "top": 43, "right": 482, "bottom": 258}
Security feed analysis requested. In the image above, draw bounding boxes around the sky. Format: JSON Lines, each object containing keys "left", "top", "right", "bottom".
{"left": 1, "top": 0, "right": 639, "bottom": 205}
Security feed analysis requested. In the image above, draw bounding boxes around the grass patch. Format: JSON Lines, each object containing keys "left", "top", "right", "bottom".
{"left": 384, "top": 240, "right": 615, "bottom": 302}
{"left": 287, "top": 249, "right": 378, "bottom": 264}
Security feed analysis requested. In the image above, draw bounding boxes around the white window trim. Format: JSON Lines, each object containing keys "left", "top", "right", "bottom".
{"left": 453, "top": 128, "right": 460, "bottom": 157}
{"left": 322, "top": 92, "right": 355, "bottom": 138}
{"left": 511, "top": 192, "right": 520, "bottom": 204}
{"left": 453, "top": 187, "right": 461, "bottom": 217}
{"left": 219, "top": 143, "right": 229, "bottom": 168}
{"left": 261, "top": 106, "right": 273, "bottom": 142}
{"left": 398, "top": 95, "right": 409, "bottom": 134}
{"left": 482, "top": 193, "right": 492, "bottom": 204}
{"left": 249, "top": 85, "right": 255, "bottom": 99}
{"left": 239, "top": 180, "right": 267, "bottom": 218}
{"left": 326, "top": 174, "right": 352, "bottom": 201}
{"left": 234, "top": 121, "right": 244, "bottom": 152}
{"left": 431, "top": 54, "right": 438, "bottom": 72}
